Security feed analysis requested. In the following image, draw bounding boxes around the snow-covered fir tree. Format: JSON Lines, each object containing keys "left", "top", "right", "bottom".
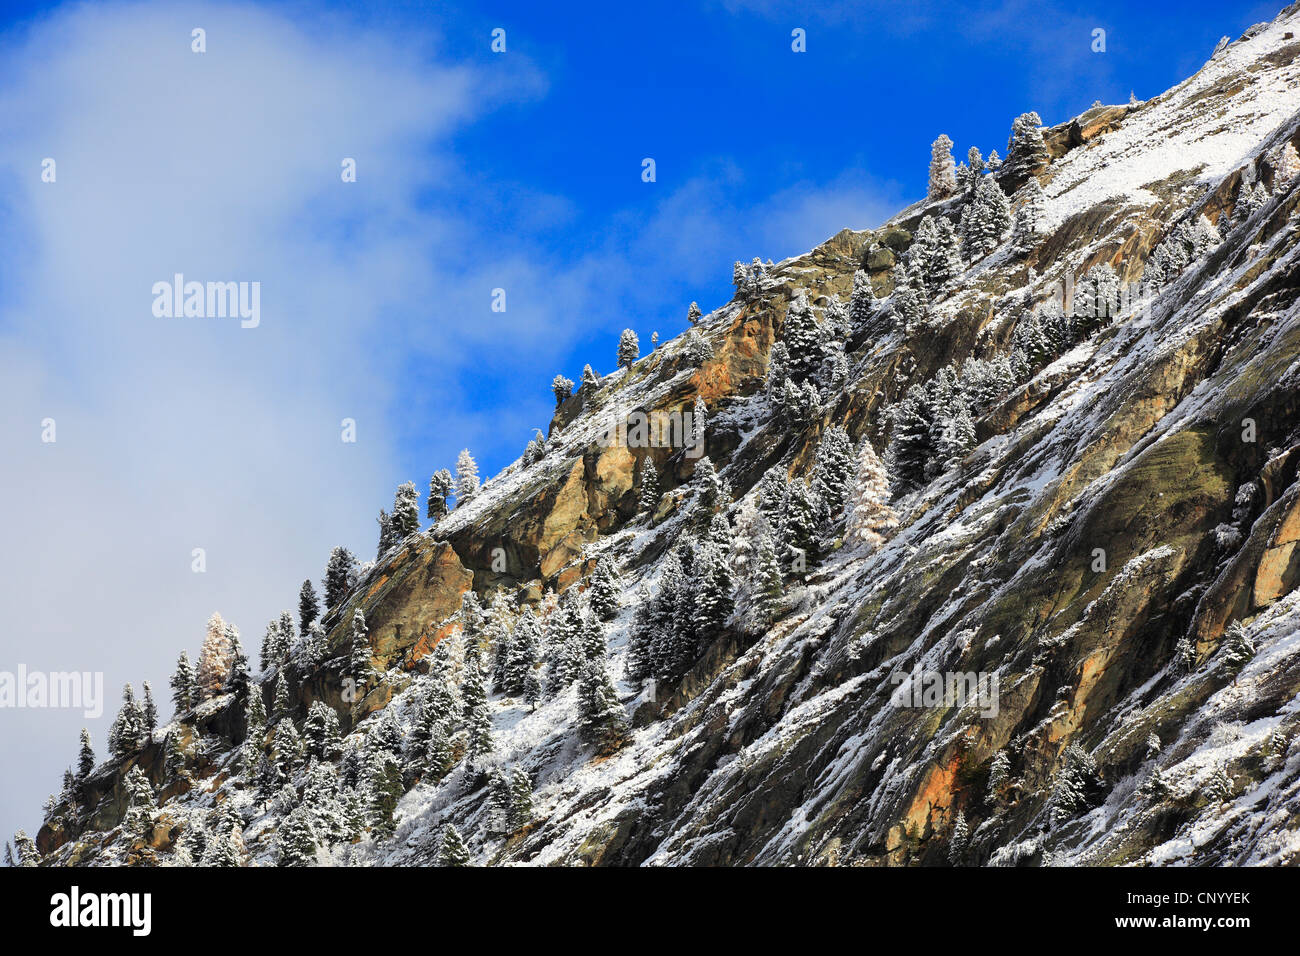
{"left": 1011, "top": 176, "right": 1047, "bottom": 256}
{"left": 848, "top": 269, "right": 876, "bottom": 334}
{"left": 277, "top": 803, "right": 319, "bottom": 866}
{"left": 638, "top": 461, "right": 660, "bottom": 516}
{"left": 170, "top": 649, "right": 196, "bottom": 715}
{"left": 687, "top": 301, "right": 702, "bottom": 325}
{"left": 682, "top": 328, "right": 714, "bottom": 365}
{"left": 76, "top": 728, "right": 95, "bottom": 782}
{"left": 140, "top": 681, "right": 157, "bottom": 736}
{"left": 298, "top": 579, "right": 319, "bottom": 638}
{"left": 846, "top": 437, "right": 899, "bottom": 549}
{"left": 109, "top": 683, "right": 144, "bottom": 758}
{"left": 122, "top": 765, "right": 156, "bottom": 840}
{"left": 323, "top": 545, "right": 358, "bottom": 609}
{"left": 439, "top": 823, "right": 470, "bottom": 866}
{"left": 960, "top": 175, "right": 1012, "bottom": 260}
{"left": 304, "top": 700, "right": 342, "bottom": 762}
{"left": 551, "top": 374, "right": 574, "bottom": 407}
{"left": 509, "top": 767, "right": 534, "bottom": 831}
{"left": 196, "top": 612, "right": 236, "bottom": 700}
{"left": 911, "top": 214, "right": 962, "bottom": 292}
{"left": 693, "top": 537, "right": 734, "bottom": 638}
{"left": 350, "top": 609, "right": 373, "bottom": 688}
{"left": 781, "top": 288, "right": 824, "bottom": 383}
{"left": 504, "top": 608, "right": 541, "bottom": 696}
{"left": 986, "top": 750, "right": 1011, "bottom": 805}
{"left": 376, "top": 508, "right": 395, "bottom": 558}
{"left": 810, "top": 425, "right": 856, "bottom": 527}
{"left": 1004, "top": 111, "right": 1048, "bottom": 185}
{"left": 460, "top": 656, "right": 494, "bottom": 771}
{"left": 928, "top": 133, "right": 957, "bottom": 199}
{"left": 455, "top": 449, "right": 479, "bottom": 504}
{"left": 392, "top": 480, "right": 420, "bottom": 539}
{"left": 617, "top": 328, "right": 640, "bottom": 369}
{"left": 588, "top": 556, "right": 622, "bottom": 621}
{"left": 778, "top": 480, "right": 820, "bottom": 575}
{"left": 948, "top": 810, "right": 969, "bottom": 864}
{"left": 577, "top": 658, "right": 628, "bottom": 754}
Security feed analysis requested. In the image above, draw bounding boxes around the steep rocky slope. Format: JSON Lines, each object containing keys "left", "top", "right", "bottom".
{"left": 30, "top": 5, "right": 1300, "bottom": 867}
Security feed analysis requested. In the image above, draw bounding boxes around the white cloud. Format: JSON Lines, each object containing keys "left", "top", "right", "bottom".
{"left": 0, "top": 1, "right": 546, "bottom": 843}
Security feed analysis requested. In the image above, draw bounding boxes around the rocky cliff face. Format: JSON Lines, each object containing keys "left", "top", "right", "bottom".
{"left": 34, "top": 5, "right": 1300, "bottom": 867}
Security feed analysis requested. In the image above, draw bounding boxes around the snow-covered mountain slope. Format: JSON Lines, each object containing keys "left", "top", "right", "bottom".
{"left": 28, "top": 4, "right": 1300, "bottom": 868}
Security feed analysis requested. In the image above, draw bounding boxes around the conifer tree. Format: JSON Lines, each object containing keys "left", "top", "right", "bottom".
{"left": 928, "top": 134, "right": 958, "bottom": 199}
{"left": 911, "top": 215, "right": 962, "bottom": 292}
{"left": 392, "top": 481, "right": 421, "bottom": 539}
{"left": 272, "top": 716, "right": 303, "bottom": 778}
{"left": 509, "top": 767, "right": 534, "bottom": 831}
{"left": 986, "top": 750, "right": 1011, "bottom": 805}
{"left": 888, "top": 263, "right": 929, "bottom": 332}
{"left": 461, "top": 662, "right": 493, "bottom": 770}
{"left": 245, "top": 686, "right": 266, "bottom": 741}
{"left": 323, "top": 546, "right": 358, "bottom": 609}
{"left": 648, "top": 551, "right": 686, "bottom": 682}
{"left": 687, "top": 301, "right": 702, "bottom": 325}
{"left": 551, "top": 375, "right": 575, "bottom": 407}
{"left": 746, "top": 523, "right": 785, "bottom": 632}
{"left": 376, "top": 508, "right": 395, "bottom": 558}
{"left": 140, "top": 681, "right": 158, "bottom": 737}
{"left": 694, "top": 540, "right": 735, "bottom": 639}
{"left": 439, "top": 823, "right": 470, "bottom": 866}
{"left": 165, "top": 731, "right": 189, "bottom": 782}
{"left": 1004, "top": 111, "right": 1049, "bottom": 187}
{"left": 298, "top": 579, "right": 320, "bottom": 638}
{"left": 455, "top": 449, "right": 479, "bottom": 504}
{"left": 304, "top": 700, "right": 342, "bottom": 761}
{"left": 638, "top": 462, "right": 660, "bottom": 516}
{"left": 122, "top": 765, "right": 156, "bottom": 840}
{"left": 76, "top": 728, "right": 95, "bottom": 782}
{"left": 110, "top": 684, "right": 144, "bottom": 758}
{"left": 350, "top": 610, "right": 372, "bottom": 689}
{"left": 424, "top": 721, "right": 454, "bottom": 782}
{"left": 693, "top": 456, "right": 729, "bottom": 518}
{"left": 171, "top": 650, "right": 196, "bottom": 715}
{"left": 273, "top": 672, "right": 290, "bottom": 721}
{"left": 948, "top": 810, "right": 969, "bottom": 865}
{"left": 617, "top": 329, "right": 640, "bottom": 369}
{"left": 12, "top": 831, "right": 39, "bottom": 867}
{"left": 278, "top": 804, "right": 318, "bottom": 866}
{"left": 846, "top": 438, "right": 899, "bottom": 549}
{"left": 365, "top": 749, "right": 404, "bottom": 838}
{"left": 504, "top": 609, "right": 541, "bottom": 696}
{"left": 848, "top": 269, "right": 875, "bottom": 334}
{"left": 579, "top": 363, "right": 600, "bottom": 401}
{"left": 423, "top": 470, "right": 453, "bottom": 526}
{"left": 960, "top": 175, "right": 1012, "bottom": 260}
{"left": 196, "top": 612, "right": 236, "bottom": 700}
{"left": 888, "top": 385, "right": 936, "bottom": 490}
{"left": 577, "top": 659, "right": 628, "bottom": 754}
{"left": 811, "top": 425, "right": 856, "bottom": 526}
{"left": 778, "top": 481, "right": 820, "bottom": 575}
{"left": 588, "top": 556, "right": 622, "bottom": 621}
{"left": 1011, "top": 177, "right": 1047, "bottom": 256}
{"left": 765, "top": 342, "right": 790, "bottom": 401}
{"left": 781, "top": 289, "right": 823, "bottom": 383}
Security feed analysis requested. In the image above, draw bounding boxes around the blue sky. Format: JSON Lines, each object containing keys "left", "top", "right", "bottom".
{"left": 0, "top": 0, "right": 1281, "bottom": 846}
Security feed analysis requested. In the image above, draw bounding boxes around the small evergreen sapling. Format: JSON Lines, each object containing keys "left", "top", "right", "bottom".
{"left": 439, "top": 823, "right": 470, "bottom": 866}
